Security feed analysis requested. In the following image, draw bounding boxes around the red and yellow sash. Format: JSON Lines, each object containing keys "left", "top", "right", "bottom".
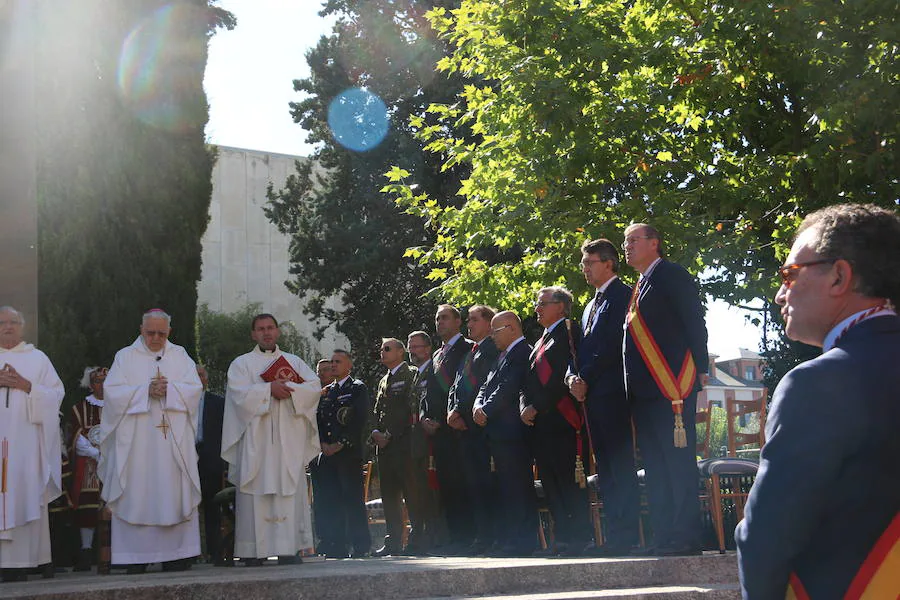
{"left": 786, "top": 512, "right": 900, "bottom": 600}
{"left": 626, "top": 279, "right": 697, "bottom": 447}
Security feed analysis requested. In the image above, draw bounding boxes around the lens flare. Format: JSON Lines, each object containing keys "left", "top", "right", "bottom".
{"left": 327, "top": 88, "right": 389, "bottom": 152}
{"left": 117, "top": 4, "right": 207, "bottom": 132}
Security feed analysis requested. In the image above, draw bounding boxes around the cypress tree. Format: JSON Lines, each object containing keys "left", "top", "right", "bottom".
{"left": 34, "top": 1, "right": 234, "bottom": 404}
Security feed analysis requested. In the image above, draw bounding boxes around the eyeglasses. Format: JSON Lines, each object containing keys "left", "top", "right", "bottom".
{"left": 0, "top": 320, "right": 22, "bottom": 327}
{"left": 777, "top": 258, "right": 838, "bottom": 288}
{"left": 491, "top": 324, "right": 511, "bottom": 335}
{"left": 579, "top": 258, "right": 607, "bottom": 269}
{"left": 533, "top": 300, "right": 562, "bottom": 309}
{"left": 621, "top": 236, "right": 652, "bottom": 249}
{"left": 380, "top": 346, "right": 398, "bottom": 352}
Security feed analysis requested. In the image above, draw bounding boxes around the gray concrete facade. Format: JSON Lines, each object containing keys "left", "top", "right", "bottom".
{"left": 198, "top": 145, "right": 345, "bottom": 356}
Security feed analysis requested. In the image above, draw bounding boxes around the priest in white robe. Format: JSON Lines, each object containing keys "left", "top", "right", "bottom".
{"left": 98, "top": 309, "right": 202, "bottom": 573}
{"left": 222, "top": 313, "right": 320, "bottom": 564}
{"left": 0, "top": 306, "right": 64, "bottom": 582}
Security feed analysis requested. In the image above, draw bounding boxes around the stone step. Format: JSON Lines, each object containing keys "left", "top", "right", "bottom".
{"left": 3, "top": 554, "right": 739, "bottom": 600}
{"left": 425, "top": 584, "right": 741, "bottom": 600}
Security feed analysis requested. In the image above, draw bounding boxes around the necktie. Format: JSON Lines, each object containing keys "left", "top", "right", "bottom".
{"left": 584, "top": 289, "right": 603, "bottom": 335}
{"left": 471, "top": 342, "right": 479, "bottom": 354}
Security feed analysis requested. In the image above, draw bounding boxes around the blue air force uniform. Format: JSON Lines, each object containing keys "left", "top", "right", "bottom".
{"left": 311, "top": 376, "right": 372, "bottom": 556}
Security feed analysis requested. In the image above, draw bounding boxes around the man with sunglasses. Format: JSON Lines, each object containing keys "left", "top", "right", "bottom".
{"left": 622, "top": 224, "right": 708, "bottom": 556}
{"left": 370, "top": 338, "right": 421, "bottom": 556}
{"left": 736, "top": 204, "right": 900, "bottom": 599}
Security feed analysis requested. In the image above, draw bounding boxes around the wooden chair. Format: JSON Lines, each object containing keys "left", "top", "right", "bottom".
{"left": 726, "top": 392, "right": 767, "bottom": 457}
{"left": 700, "top": 390, "right": 768, "bottom": 552}
{"left": 696, "top": 406, "right": 712, "bottom": 460}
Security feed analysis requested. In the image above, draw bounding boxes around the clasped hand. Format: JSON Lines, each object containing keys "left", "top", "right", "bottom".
{"left": 270, "top": 378, "right": 293, "bottom": 400}
{"left": 149, "top": 375, "right": 168, "bottom": 398}
{"left": 0, "top": 364, "right": 32, "bottom": 394}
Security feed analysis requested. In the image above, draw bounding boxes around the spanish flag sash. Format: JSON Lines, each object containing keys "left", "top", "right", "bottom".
{"left": 626, "top": 277, "right": 696, "bottom": 448}
{"left": 786, "top": 511, "right": 900, "bottom": 600}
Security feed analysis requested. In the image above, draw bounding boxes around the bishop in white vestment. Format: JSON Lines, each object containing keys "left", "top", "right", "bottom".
{"left": 0, "top": 307, "right": 64, "bottom": 579}
{"left": 98, "top": 310, "right": 202, "bottom": 570}
{"left": 222, "top": 314, "right": 320, "bottom": 562}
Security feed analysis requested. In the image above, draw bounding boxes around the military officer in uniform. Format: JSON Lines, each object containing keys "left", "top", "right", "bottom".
{"left": 370, "top": 338, "right": 422, "bottom": 556}
{"left": 311, "top": 350, "right": 371, "bottom": 558}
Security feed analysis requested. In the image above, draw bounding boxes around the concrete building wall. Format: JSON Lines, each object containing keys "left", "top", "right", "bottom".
{"left": 198, "top": 145, "right": 346, "bottom": 358}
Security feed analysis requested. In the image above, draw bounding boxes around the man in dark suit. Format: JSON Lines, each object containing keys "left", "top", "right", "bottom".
{"left": 311, "top": 350, "right": 371, "bottom": 558}
{"left": 522, "top": 287, "right": 591, "bottom": 556}
{"left": 421, "top": 305, "right": 473, "bottom": 554}
{"left": 623, "top": 223, "right": 708, "bottom": 556}
{"left": 406, "top": 330, "right": 438, "bottom": 553}
{"left": 447, "top": 305, "right": 500, "bottom": 554}
{"left": 568, "top": 239, "right": 641, "bottom": 556}
{"left": 196, "top": 365, "right": 227, "bottom": 565}
{"left": 736, "top": 204, "right": 900, "bottom": 599}
{"left": 474, "top": 311, "right": 537, "bottom": 556}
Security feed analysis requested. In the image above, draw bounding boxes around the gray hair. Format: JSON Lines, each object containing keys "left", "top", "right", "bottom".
{"left": 142, "top": 309, "right": 171, "bottom": 326}
{"left": 537, "top": 286, "right": 574, "bottom": 317}
{"left": 0, "top": 306, "right": 24, "bottom": 326}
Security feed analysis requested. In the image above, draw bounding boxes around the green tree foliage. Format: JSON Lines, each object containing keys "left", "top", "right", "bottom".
{"left": 195, "top": 303, "right": 315, "bottom": 394}
{"left": 265, "top": 0, "right": 467, "bottom": 386}
{"left": 33, "top": 1, "right": 234, "bottom": 406}
{"left": 386, "top": 0, "right": 898, "bottom": 319}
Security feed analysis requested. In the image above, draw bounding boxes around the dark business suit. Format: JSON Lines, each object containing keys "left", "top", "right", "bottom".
{"left": 410, "top": 360, "right": 438, "bottom": 550}
{"left": 197, "top": 391, "right": 226, "bottom": 562}
{"left": 422, "top": 335, "right": 473, "bottom": 546}
{"left": 525, "top": 321, "right": 591, "bottom": 549}
{"left": 624, "top": 259, "right": 708, "bottom": 550}
{"left": 736, "top": 315, "right": 900, "bottom": 599}
{"left": 474, "top": 339, "right": 537, "bottom": 553}
{"left": 448, "top": 336, "right": 500, "bottom": 548}
{"left": 577, "top": 278, "right": 640, "bottom": 550}
{"left": 311, "top": 377, "right": 372, "bottom": 556}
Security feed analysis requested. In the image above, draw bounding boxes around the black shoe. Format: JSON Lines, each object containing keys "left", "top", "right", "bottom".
{"left": 656, "top": 543, "right": 702, "bottom": 557}
{"left": 465, "top": 540, "right": 491, "bottom": 556}
{"left": 214, "top": 557, "right": 234, "bottom": 567}
{"left": 161, "top": 558, "right": 193, "bottom": 572}
{"left": 629, "top": 544, "right": 658, "bottom": 557}
{"left": 1, "top": 569, "right": 28, "bottom": 583}
{"left": 73, "top": 548, "right": 93, "bottom": 572}
{"left": 242, "top": 558, "right": 265, "bottom": 567}
{"left": 125, "top": 564, "right": 148, "bottom": 575}
{"left": 348, "top": 550, "right": 370, "bottom": 559}
{"left": 589, "top": 544, "right": 635, "bottom": 557}
{"left": 373, "top": 545, "right": 397, "bottom": 557}
{"left": 277, "top": 555, "right": 300, "bottom": 565}
{"left": 490, "top": 544, "right": 533, "bottom": 558}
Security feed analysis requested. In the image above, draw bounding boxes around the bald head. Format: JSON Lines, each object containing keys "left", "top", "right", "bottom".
{"left": 490, "top": 310, "right": 522, "bottom": 350}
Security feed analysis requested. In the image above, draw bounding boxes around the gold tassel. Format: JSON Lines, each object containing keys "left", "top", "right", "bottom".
{"left": 673, "top": 413, "right": 687, "bottom": 448}
{"left": 575, "top": 455, "right": 586, "bottom": 488}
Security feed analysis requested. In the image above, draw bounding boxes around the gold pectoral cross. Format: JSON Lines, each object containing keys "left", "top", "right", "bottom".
{"left": 156, "top": 412, "right": 170, "bottom": 439}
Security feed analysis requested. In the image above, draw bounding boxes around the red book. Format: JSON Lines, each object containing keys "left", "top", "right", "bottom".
{"left": 260, "top": 355, "right": 305, "bottom": 384}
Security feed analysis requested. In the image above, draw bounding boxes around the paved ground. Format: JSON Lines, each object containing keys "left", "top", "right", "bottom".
{"left": 3, "top": 553, "right": 740, "bottom": 600}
